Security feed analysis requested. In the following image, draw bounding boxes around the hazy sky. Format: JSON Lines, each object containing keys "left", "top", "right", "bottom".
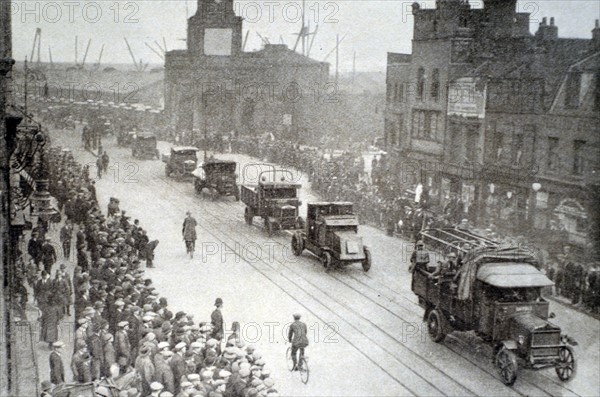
{"left": 10, "top": 0, "right": 600, "bottom": 72}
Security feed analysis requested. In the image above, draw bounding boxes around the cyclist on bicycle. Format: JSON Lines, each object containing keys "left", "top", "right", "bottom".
{"left": 182, "top": 211, "right": 197, "bottom": 258}
{"left": 288, "top": 313, "right": 309, "bottom": 371}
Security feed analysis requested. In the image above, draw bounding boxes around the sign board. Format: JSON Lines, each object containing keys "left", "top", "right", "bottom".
{"left": 448, "top": 77, "right": 486, "bottom": 119}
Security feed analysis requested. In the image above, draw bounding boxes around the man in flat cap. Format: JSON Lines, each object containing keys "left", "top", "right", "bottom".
{"left": 171, "top": 342, "right": 187, "bottom": 393}
{"left": 49, "top": 341, "right": 65, "bottom": 385}
{"left": 134, "top": 344, "right": 155, "bottom": 396}
{"left": 288, "top": 313, "right": 309, "bottom": 371}
{"left": 71, "top": 339, "right": 92, "bottom": 383}
{"left": 115, "top": 321, "right": 131, "bottom": 366}
{"left": 155, "top": 349, "right": 176, "bottom": 393}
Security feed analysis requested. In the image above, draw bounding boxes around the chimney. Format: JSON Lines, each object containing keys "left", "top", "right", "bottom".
{"left": 535, "top": 16, "right": 558, "bottom": 41}
{"left": 592, "top": 19, "right": 600, "bottom": 51}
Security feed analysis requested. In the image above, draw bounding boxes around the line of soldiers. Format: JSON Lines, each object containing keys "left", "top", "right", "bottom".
{"left": 41, "top": 146, "right": 280, "bottom": 397}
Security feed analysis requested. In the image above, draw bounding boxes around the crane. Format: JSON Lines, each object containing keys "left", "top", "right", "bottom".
{"left": 124, "top": 38, "right": 141, "bottom": 71}
{"left": 93, "top": 44, "right": 104, "bottom": 70}
{"left": 81, "top": 38, "right": 92, "bottom": 68}
{"left": 30, "top": 28, "right": 42, "bottom": 65}
{"left": 242, "top": 31, "right": 250, "bottom": 51}
{"left": 145, "top": 42, "right": 165, "bottom": 60}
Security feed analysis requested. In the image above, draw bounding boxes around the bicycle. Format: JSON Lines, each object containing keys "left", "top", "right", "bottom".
{"left": 286, "top": 345, "right": 309, "bottom": 384}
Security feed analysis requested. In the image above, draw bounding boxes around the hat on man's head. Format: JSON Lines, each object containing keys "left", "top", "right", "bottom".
{"left": 52, "top": 341, "right": 65, "bottom": 348}
{"left": 214, "top": 298, "right": 223, "bottom": 306}
{"left": 150, "top": 382, "right": 164, "bottom": 391}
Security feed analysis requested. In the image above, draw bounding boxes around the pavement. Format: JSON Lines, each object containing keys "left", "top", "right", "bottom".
{"left": 43, "top": 126, "right": 600, "bottom": 397}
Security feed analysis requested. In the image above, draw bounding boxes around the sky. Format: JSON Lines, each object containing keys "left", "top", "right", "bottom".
{"left": 9, "top": 0, "right": 600, "bottom": 72}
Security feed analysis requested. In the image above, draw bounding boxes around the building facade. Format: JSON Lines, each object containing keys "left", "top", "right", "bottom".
{"left": 384, "top": 0, "right": 600, "bottom": 256}
{"left": 165, "top": 0, "right": 329, "bottom": 142}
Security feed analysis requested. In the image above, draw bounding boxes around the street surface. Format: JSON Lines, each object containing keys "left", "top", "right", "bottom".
{"left": 50, "top": 127, "right": 600, "bottom": 397}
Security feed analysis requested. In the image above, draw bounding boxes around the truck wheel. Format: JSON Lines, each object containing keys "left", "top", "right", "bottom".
{"left": 291, "top": 232, "right": 304, "bottom": 256}
{"left": 362, "top": 247, "right": 372, "bottom": 272}
{"left": 244, "top": 208, "right": 253, "bottom": 225}
{"left": 321, "top": 251, "right": 332, "bottom": 271}
{"left": 555, "top": 346, "right": 576, "bottom": 382}
{"left": 496, "top": 348, "right": 518, "bottom": 386}
{"left": 427, "top": 309, "right": 446, "bottom": 343}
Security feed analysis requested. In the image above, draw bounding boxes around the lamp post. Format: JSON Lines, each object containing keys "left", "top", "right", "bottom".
{"left": 531, "top": 182, "right": 542, "bottom": 231}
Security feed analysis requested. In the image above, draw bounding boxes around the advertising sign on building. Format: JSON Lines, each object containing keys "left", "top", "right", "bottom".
{"left": 448, "top": 77, "right": 487, "bottom": 119}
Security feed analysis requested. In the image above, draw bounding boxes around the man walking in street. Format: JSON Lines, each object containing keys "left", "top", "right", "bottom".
{"left": 288, "top": 313, "right": 309, "bottom": 371}
{"left": 182, "top": 211, "right": 197, "bottom": 258}
{"left": 49, "top": 341, "right": 65, "bottom": 385}
{"left": 101, "top": 150, "right": 110, "bottom": 173}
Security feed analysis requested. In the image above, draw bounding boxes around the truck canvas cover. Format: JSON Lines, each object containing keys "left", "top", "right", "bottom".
{"left": 477, "top": 262, "right": 554, "bottom": 288}
{"left": 457, "top": 246, "right": 541, "bottom": 300}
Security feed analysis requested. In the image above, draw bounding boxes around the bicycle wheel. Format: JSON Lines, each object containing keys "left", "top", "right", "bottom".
{"left": 286, "top": 347, "right": 294, "bottom": 371}
{"left": 299, "top": 357, "right": 309, "bottom": 384}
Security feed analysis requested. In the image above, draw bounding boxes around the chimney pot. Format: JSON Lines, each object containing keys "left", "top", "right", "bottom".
{"left": 542, "top": 17, "right": 547, "bottom": 25}
{"left": 596, "top": 19, "right": 599, "bottom": 28}
{"left": 550, "top": 17, "right": 554, "bottom": 26}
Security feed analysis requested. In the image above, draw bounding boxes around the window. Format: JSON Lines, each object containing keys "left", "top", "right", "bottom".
{"left": 565, "top": 72, "right": 581, "bottom": 109}
{"left": 411, "top": 110, "right": 440, "bottom": 140}
{"left": 573, "top": 140, "right": 586, "bottom": 175}
{"left": 417, "top": 67, "right": 425, "bottom": 101}
{"left": 399, "top": 83, "right": 404, "bottom": 102}
{"left": 466, "top": 126, "right": 479, "bottom": 162}
{"left": 431, "top": 69, "right": 440, "bottom": 102}
{"left": 512, "top": 133, "right": 524, "bottom": 164}
{"left": 494, "top": 131, "right": 504, "bottom": 160}
{"left": 547, "top": 137, "right": 559, "bottom": 171}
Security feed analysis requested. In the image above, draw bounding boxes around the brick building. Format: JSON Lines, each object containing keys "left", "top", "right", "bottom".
{"left": 164, "top": 0, "right": 329, "bottom": 142}
{"left": 384, "top": 0, "right": 600, "bottom": 255}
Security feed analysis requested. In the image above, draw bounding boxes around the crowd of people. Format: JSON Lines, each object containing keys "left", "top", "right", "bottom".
{"left": 225, "top": 135, "right": 600, "bottom": 314}
{"left": 545, "top": 246, "right": 600, "bottom": 313}
{"left": 19, "top": 146, "right": 280, "bottom": 396}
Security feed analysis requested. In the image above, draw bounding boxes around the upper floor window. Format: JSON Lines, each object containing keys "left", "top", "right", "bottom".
{"left": 417, "top": 67, "right": 425, "bottom": 101}
{"left": 547, "top": 137, "right": 560, "bottom": 171}
{"left": 565, "top": 72, "right": 581, "bottom": 109}
{"left": 431, "top": 69, "right": 440, "bottom": 102}
{"left": 512, "top": 133, "right": 524, "bottom": 164}
{"left": 573, "top": 140, "right": 586, "bottom": 175}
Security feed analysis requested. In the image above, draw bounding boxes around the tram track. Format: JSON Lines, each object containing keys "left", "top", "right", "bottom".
{"left": 148, "top": 173, "right": 525, "bottom": 397}
{"left": 78, "top": 142, "right": 580, "bottom": 397}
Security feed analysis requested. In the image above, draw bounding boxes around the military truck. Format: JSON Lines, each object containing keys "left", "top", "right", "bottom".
{"left": 162, "top": 146, "right": 199, "bottom": 180}
{"left": 241, "top": 170, "right": 302, "bottom": 236}
{"left": 192, "top": 159, "right": 239, "bottom": 200}
{"left": 291, "top": 202, "right": 371, "bottom": 272}
{"left": 412, "top": 244, "right": 576, "bottom": 386}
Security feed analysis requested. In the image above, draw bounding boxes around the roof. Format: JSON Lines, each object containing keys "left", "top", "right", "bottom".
{"left": 308, "top": 202, "right": 354, "bottom": 207}
{"left": 136, "top": 133, "right": 156, "bottom": 139}
{"left": 172, "top": 146, "right": 199, "bottom": 152}
{"left": 323, "top": 216, "right": 359, "bottom": 227}
{"left": 259, "top": 182, "right": 301, "bottom": 188}
{"left": 477, "top": 262, "right": 554, "bottom": 288}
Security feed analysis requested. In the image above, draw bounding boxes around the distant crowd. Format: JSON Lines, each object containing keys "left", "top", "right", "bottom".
{"left": 17, "top": 146, "right": 279, "bottom": 397}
